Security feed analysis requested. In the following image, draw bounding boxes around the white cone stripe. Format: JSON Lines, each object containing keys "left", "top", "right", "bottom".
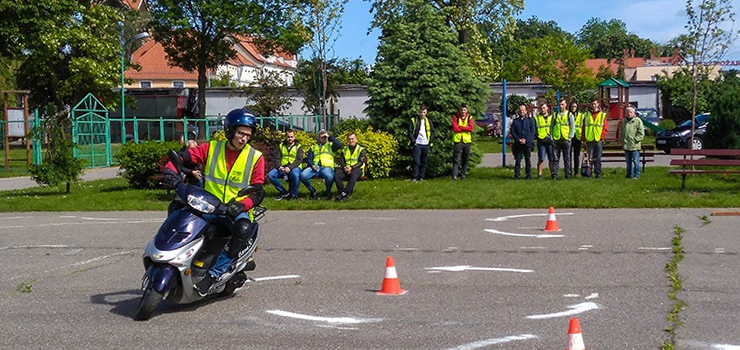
{"left": 385, "top": 266, "right": 398, "bottom": 279}
{"left": 566, "top": 333, "right": 585, "bottom": 350}
{"left": 548, "top": 213, "right": 557, "bottom": 221}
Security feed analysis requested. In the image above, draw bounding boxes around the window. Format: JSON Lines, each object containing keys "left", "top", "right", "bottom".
{"left": 140, "top": 81, "right": 152, "bottom": 88}
{"left": 525, "top": 76, "right": 532, "bottom": 83}
{"left": 173, "top": 81, "right": 184, "bottom": 88}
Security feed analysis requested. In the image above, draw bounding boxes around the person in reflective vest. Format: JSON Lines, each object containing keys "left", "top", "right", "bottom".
{"left": 551, "top": 98, "right": 575, "bottom": 179}
{"left": 582, "top": 99, "right": 609, "bottom": 178}
{"left": 452, "top": 103, "right": 474, "bottom": 180}
{"left": 535, "top": 102, "right": 554, "bottom": 179}
{"left": 162, "top": 108, "right": 265, "bottom": 296}
{"left": 569, "top": 101, "right": 585, "bottom": 177}
{"left": 408, "top": 104, "right": 435, "bottom": 182}
{"left": 267, "top": 129, "right": 303, "bottom": 201}
{"left": 334, "top": 132, "right": 367, "bottom": 201}
{"left": 300, "top": 129, "right": 342, "bottom": 199}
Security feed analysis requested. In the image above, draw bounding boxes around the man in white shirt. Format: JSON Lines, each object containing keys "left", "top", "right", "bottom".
{"left": 408, "top": 105, "right": 435, "bottom": 181}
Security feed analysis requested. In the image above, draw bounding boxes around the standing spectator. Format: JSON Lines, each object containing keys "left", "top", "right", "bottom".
{"left": 267, "top": 129, "right": 303, "bottom": 200}
{"left": 334, "top": 132, "right": 367, "bottom": 201}
{"left": 620, "top": 106, "right": 645, "bottom": 179}
{"left": 452, "top": 103, "right": 474, "bottom": 180}
{"left": 301, "top": 129, "right": 342, "bottom": 199}
{"left": 534, "top": 103, "right": 555, "bottom": 179}
{"left": 551, "top": 99, "right": 575, "bottom": 179}
{"left": 510, "top": 104, "right": 536, "bottom": 179}
{"left": 569, "top": 101, "right": 584, "bottom": 177}
{"left": 408, "top": 104, "right": 435, "bottom": 182}
{"left": 583, "top": 99, "right": 609, "bottom": 178}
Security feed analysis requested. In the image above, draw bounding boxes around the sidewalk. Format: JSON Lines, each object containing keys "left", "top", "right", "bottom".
{"left": 0, "top": 167, "right": 121, "bottom": 192}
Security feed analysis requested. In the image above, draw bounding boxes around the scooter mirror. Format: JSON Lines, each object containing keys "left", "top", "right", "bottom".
{"left": 168, "top": 149, "right": 182, "bottom": 173}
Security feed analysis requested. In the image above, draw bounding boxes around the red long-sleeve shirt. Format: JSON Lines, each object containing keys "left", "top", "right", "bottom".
{"left": 452, "top": 113, "right": 474, "bottom": 133}
{"left": 166, "top": 142, "right": 265, "bottom": 210}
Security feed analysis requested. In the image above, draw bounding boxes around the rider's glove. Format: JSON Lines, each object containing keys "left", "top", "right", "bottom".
{"left": 160, "top": 168, "right": 181, "bottom": 189}
{"left": 226, "top": 201, "right": 246, "bottom": 218}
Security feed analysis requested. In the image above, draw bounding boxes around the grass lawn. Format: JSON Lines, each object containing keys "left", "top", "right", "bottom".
{"left": 2, "top": 164, "right": 739, "bottom": 212}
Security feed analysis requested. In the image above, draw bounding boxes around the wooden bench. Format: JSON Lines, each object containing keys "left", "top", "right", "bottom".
{"left": 600, "top": 144, "right": 657, "bottom": 172}
{"left": 669, "top": 149, "right": 740, "bottom": 189}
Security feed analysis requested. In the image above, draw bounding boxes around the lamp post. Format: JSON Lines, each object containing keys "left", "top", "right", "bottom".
{"left": 120, "top": 29, "right": 150, "bottom": 144}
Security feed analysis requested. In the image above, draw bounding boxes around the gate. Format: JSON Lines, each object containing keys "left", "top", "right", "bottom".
{"left": 72, "top": 93, "right": 111, "bottom": 168}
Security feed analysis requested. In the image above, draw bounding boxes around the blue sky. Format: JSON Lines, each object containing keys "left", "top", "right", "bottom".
{"left": 301, "top": 0, "right": 740, "bottom": 64}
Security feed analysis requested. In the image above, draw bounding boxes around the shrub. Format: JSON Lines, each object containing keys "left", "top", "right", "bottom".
{"left": 331, "top": 117, "right": 371, "bottom": 135}
{"left": 115, "top": 140, "right": 181, "bottom": 189}
{"left": 659, "top": 119, "right": 676, "bottom": 131}
{"left": 706, "top": 84, "right": 740, "bottom": 149}
{"left": 335, "top": 126, "right": 398, "bottom": 178}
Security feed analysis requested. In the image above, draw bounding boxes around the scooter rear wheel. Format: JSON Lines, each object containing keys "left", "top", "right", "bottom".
{"left": 135, "top": 286, "right": 163, "bottom": 320}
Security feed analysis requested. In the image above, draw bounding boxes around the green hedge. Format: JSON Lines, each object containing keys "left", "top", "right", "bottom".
{"left": 115, "top": 140, "right": 182, "bottom": 189}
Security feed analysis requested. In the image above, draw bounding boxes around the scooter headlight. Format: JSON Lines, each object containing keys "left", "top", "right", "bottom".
{"left": 169, "top": 247, "right": 197, "bottom": 267}
{"left": 187, "top": 194, "right": 216, "bottom": 213}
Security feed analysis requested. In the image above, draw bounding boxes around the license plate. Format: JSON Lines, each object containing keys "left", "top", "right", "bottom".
{"left": 657, "top": 140, "right": 666, "bottom": 144}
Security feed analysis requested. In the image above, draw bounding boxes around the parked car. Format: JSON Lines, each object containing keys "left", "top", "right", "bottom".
{"left": 635, "top": 108, "right": 661, "bottom": 131}
{"left": 655, "top": 113, "right": 709, "bottom": 153}
{"left": 475, "top": 113, "right": 501, "bottom": 137}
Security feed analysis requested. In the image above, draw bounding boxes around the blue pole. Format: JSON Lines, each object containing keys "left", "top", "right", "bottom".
{"left": 556, "top": 90, "right": 561, "bottom": 112}
{"left": 502, "top": 79, "right": 507, "bottom": 167}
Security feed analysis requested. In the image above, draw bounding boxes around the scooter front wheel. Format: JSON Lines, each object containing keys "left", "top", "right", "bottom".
{"left": 135, "top": 285, "right": 163, "bottom": 320}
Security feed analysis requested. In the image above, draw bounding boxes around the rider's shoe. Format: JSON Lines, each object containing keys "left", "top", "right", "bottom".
{"left": 195, "top": 274, "right": 216, "bottom": 297}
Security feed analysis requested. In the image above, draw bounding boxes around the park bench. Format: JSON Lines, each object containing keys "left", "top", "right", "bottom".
{"left": 599, "top": 144, "right": 657, "bottom": 172}
{"left": 669, "top": 149, "right": 740, "bottom": 189}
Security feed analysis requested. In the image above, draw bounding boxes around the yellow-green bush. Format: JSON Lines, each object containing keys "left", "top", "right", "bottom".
{"left": 335, "top": 126, "right": 398, "bottom": 179}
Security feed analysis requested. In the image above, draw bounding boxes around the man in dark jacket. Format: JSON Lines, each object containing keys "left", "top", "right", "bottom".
{"left": 510, "top": 104, "right": 536, "bottom": 179}
{"left": 408, "top": 105, "right": 435, "bottom": 181}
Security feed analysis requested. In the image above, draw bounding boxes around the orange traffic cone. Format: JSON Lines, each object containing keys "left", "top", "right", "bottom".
{"left": 543, "top": 206, "right": 561, "bottom": 232}
{"left": 377, "top": 256, "right": 407, "bottom": 295}
{"left": 565, "top": 318, "right": 586, "bottom": 350}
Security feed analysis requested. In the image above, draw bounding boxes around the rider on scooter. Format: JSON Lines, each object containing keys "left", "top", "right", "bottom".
{"left": 162, "top": 108, "right": 265, "bottom": 296}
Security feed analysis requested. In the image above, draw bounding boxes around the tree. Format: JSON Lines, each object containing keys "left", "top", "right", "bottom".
{"left": 241, "top": 70, "right": 294, "bottom": 117}
{"left": 576, "top": 17, "right": 662, "bottom": 59}
{"left": 294, "top": 57, "right": 369, "bottom": 114}
{"left": 518, "top": 34, "right": 596, "bottom": 98}
{"left": 704, "top": 71, "right": 740, "bottom": 149}
{"left": 295, "top": 0, "right": 348, "bottom": 121}
{"left": 366, "top": 0, "right": 489, "bottom": 177}
{"left": 1, "top": 1, "right": 129, "bottom": 190}
{"left": 682, "top": 0, "right": 738, "bottom": 146}
{"left": 148, "top": 0, "right": 306, "bottom": 122}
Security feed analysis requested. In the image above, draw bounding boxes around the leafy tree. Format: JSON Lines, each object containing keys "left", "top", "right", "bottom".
{"left": 295, "top": 0, "right": 348, "bottom": 120}
{"left": 499, "top": 94, "right": 530, "bottom": 118}
{"left": 656, "top": 67, "right": 714, "bottom": 122}
{"left": 28, "top": 106, "right": 86, "bottom": 193}
{"left": 681, "top": 0, "right": 738, "bottom": 145}
{"left": 705, "top": 72, "right": 740, "bottom": 149}
{"left": 148, "top": 0, "right": 307, "bottom": 121}
{"left": 576, "top": 18, "right": 661, "bottom": 59}
{"left": 518, "top": 33, "right": 596, "bottom": 98}
{"left": 366, "top": 0, "right": 489, "bottom": 177}
{"left": 241, "top": 70, "right": 294, "bottom": 117}
{"left": 294, "top": 57, "right": 369, "bottom": 113}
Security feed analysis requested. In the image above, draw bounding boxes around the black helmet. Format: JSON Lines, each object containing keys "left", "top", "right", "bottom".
{"left": 224, "top": 108, "right": 257, "bottom": 139}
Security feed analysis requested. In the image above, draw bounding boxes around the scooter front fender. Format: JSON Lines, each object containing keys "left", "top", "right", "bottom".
{"left": 147, "top": 264, "right": 179, "bottom": 294}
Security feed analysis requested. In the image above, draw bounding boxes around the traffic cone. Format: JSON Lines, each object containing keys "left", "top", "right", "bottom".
{"left": 377, "top": 256, "right": 407, "bottom": 295}
{"left": 565, "top": 318, "right": 586, "bottom": 350}
{"left": 543, "top": 206, "right": 561, "bottom": 232}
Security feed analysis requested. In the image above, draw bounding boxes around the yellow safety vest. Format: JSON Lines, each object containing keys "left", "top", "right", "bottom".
{"left": 584, "top": 111, "right": 607, "bottom": 142}
{"left": 204, "top": 140, "right": 261, "bottom": 220}
{"left": 342, "top": 145, "right": 365, "bottom": 176}
{"left": 574, "top": 112, "right": 585, "bottom": 139}
{"left": 552, "top": 111, "right": 571, "bottom": 141}
{"left": 453, "top": 116, "right": 472, "bottom": 143}
{"left": 280, "top": 142, "right": 301, "bottom": 166}
{"left": 311, "top": 142, "right": 335, "bottom": 168}
{"left": 535, "top": 114, "right": 552, "bottom": 139}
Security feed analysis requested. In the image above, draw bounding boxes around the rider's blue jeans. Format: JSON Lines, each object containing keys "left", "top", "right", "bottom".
{"left": 202, "top": 211, "right": 251, "bottom": 278}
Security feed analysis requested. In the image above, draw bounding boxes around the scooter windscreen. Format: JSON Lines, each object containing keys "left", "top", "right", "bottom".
{"left": 155, "top": 210, "right": 209, "bottom": 250}
{"left": 175, "top": 183, "right": 223, "bottom": 214}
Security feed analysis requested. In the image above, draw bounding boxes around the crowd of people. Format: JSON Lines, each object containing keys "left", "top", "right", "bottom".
{"left": 509, "top": 98, "right": 644, "bottom": 180}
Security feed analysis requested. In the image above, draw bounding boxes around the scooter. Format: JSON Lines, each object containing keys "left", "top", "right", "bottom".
{"left": 135, "top": 151, "right": 265, "bottom": 320}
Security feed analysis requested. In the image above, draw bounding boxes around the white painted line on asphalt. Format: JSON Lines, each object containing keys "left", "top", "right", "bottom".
{"left": 426, "top": 265, "right": 533, "bottom": 273}
{"left": 715, "top": 248, "right": 726, "bottom": 254}
{"left": 487, "top": 212, "right": 574, "bottom": 222}
{"left": 8, "top": 249, "right": 137, "bottom": 281}
{"left": 578, "top": 245, "right": 593, "bottom": 250}
{"left": 1, "top": 216, "right": 33, "bottom": 220}
{"left": 248, "top": 275, "right": 300, "bottom": 282}
{"left": 585, "top": 293, "right": 599, "bottom": 300}
{"left": 564, "top": 294, "right": 580, "bottom": 298}
{"left": 525, "top": 302, "right": 599, "bottom": 320}
{"left": 265, "top": 310, "right": 383, "bottom": 325}
{"left": 446, "top": 334, "right": 537, "bottom": 350}
{"left": 485, "top": 228, "right": 563, "bottom": 238}
{"left": 713, "top": 344, "right": 740, "bottom": 349}
{"left": 638, "top": 247, "right": 671, "bottom": 251}
{"left": 0, "top": 244, "right": 72, "bottom": 250}
{"left": 0, "top": 219, "right": 161, "bottom": 229}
